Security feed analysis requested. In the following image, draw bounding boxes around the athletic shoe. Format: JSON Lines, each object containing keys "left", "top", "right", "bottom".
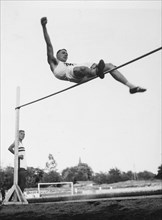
{"left": 97, "top": 59, "right": 105, "bottom": 79}
{"left": 130, "top": 87, "right": 147, "bottom": 94}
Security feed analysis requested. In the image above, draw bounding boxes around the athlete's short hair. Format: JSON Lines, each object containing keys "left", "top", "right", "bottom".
{"left": 56, "top": 49, "right": 67, "bottom": 57}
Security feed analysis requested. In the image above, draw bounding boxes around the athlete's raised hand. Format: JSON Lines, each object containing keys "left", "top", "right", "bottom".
{"left": 41, "top": 17, "right": 47, "bottom": 26}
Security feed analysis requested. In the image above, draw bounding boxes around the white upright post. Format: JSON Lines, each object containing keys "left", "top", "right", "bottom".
{"left": 71, "top": 182, "right": 74, "bottom": 195}
{"left": 3, "top": 87, "right": 28, "bottom": 205}
{"left": 14, "top": 86, "right": 20, "bottom": 185}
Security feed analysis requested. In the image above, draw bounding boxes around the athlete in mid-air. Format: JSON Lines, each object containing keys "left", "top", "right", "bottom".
{"left": 41, "top": 17, "right": 146, "bottom": 94}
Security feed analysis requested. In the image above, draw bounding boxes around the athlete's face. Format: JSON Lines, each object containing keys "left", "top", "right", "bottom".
{"left": 57, "top": 50, "right": 68, "bottom": 62}
{"left": 19, "top": 131, "right": 25, "bottom": 141}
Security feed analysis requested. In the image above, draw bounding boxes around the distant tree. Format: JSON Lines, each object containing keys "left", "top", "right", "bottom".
{"left": 34, "top": 168, "right": 45, "bottom": 183}
{"left": 4, "top": 167, "right": 14, "bottom": 189}
{"left": 26, "top": 167, "right": 36, "bottom": 187}
{"left": 77, "top": 163, "right": 93, "bottom": 180}
{"left": 108, "top": 168, "right": 122, "bottom": 183}
{"left": 120, "top": 172, "right": 131, "bottom": 181}
{"left": 156, "top": 165, "right": 162, "bottom": 179}
{"left": 62, "top": 163, "right": 93, "bottom": 183}
{"left": 0, "top": 168, "right": 5, "bottom": 188}
{"left": 42, "top": 170, "right": 62, "bottom": 183}
{"left": 92, "top": 172, "right": 108, "bottom": 184}
{"left": 109, "top": 168, "right": 121, "bottom": 176}
{"left": 62, "top": 167, "right": 77, "bottom": 183}
{"left": 26, "top": 167, "right": 45, "bottom": 187}
{"left": 0, "top": 166, "right": 14, "bottom": 191}
{"left": 137, "top": 170, "right": 155, "bottom": 180}
{"left": 93, "top": 169, "right": 139, "bottom": 184}
{"left": 125, "top": 171, "right": 135, "bottom": 180}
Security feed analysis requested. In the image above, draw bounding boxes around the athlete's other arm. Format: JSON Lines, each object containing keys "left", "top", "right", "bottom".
{"left": 8, "top": 142, "right": 23, "bottom": 159}
{"left": 41, "top": 17, "right": 57, "bottom": 71}
{"left": 8, "top": 143, "right": 15, "bottom": 154}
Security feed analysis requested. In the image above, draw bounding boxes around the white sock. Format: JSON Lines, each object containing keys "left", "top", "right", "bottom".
{"left": 125, "top": 82, "right": 136, "bottom": 89}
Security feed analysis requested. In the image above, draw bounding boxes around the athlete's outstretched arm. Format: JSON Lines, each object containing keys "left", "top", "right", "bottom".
{"left": 41, "top": 17, "right": 57, "bottom": 70}
{"left": 8, "top": 142, "right": 15, "bottom": 154}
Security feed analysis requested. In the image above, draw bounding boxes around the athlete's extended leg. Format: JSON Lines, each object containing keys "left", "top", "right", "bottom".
{"left": 104, "top": 63, "right": 146, "bottom": 94}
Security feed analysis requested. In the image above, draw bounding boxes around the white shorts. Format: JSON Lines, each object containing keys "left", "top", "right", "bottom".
{"left": 54, "top": 61, "right": 96, "bottom": 83}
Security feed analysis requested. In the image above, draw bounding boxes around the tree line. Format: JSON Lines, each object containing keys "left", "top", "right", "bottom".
{"left": 0, "top": 154, "right": 161, "bottom": 190}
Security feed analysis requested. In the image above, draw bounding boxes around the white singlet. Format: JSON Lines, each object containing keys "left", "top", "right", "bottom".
{"left": 53, "top": 60, "right": 95, "bottom": 83}
{"left": 18, "top": 142, "right": 27, "bottom": 170}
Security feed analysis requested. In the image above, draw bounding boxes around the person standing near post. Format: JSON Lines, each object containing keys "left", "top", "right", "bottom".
{"left": 8, "top": 130, "right": 27, "bottom": 193}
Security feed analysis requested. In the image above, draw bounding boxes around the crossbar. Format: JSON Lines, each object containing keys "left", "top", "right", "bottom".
{"left": 16, "top": 47, "right": 162, "bottom": 109}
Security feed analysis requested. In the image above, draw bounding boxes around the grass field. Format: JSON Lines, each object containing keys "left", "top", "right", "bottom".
{"left": 0, "top": 180, "right": 162, "bottom": 220}
{"left": 0, "top": 196, "right": 162, "bottom": 220}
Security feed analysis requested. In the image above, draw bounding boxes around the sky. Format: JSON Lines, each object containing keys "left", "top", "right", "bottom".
{"left": 1, "top": 1, "right": 161, "bottom": 174}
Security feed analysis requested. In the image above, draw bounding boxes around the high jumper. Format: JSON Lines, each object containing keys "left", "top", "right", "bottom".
{"left": 41, "top": 17, "right": 146, "bottom": 94}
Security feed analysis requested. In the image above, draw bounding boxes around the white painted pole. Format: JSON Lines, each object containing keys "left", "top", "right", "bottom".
{"left": 38, "top": 183, "right": 41, "bottom": 197}
{"left": 14, "top": 87, "right": 20, "bottom": 185}
{"left": 71, "top": 182, "right": 74, "bottom": 195}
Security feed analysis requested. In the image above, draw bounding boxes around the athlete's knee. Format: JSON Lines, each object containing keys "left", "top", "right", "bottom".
{"left": 104, "top": 63, "right": 117, "bottom": 72}
{"left": 107, "top": 63, "right": 116, "bottom": 68}
{"left": 91, "top": 63, "right": 97, "bottom": 69}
